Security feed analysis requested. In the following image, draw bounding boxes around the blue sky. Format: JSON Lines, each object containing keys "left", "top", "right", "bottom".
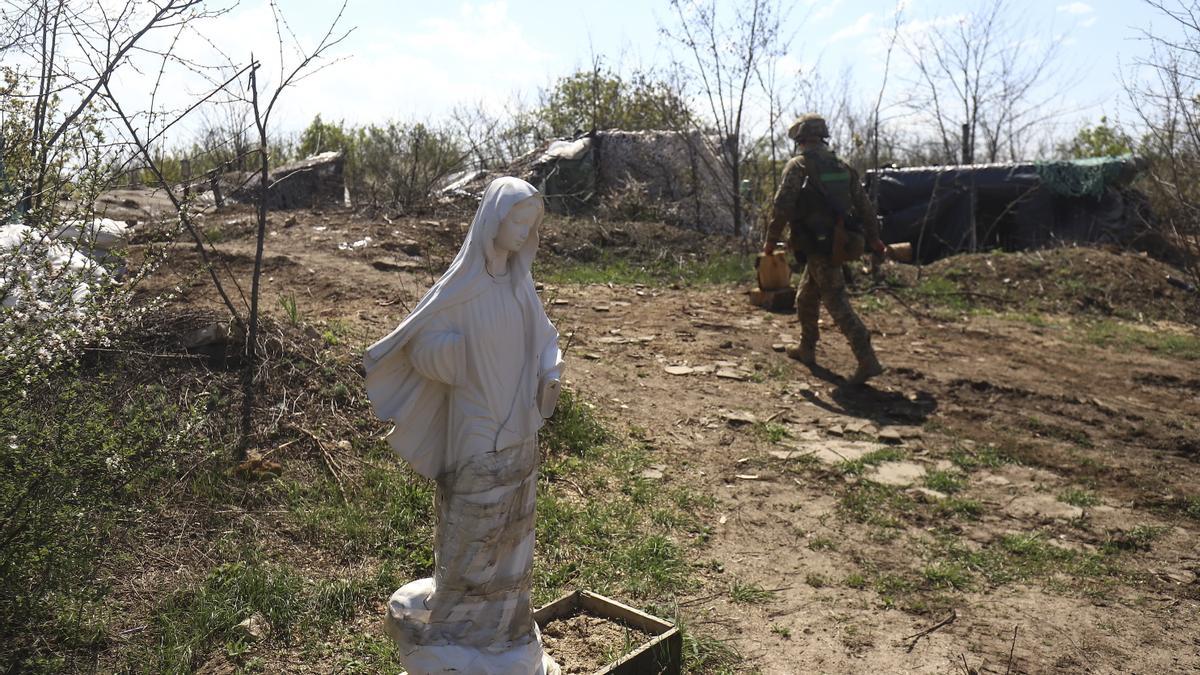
{"left": 152, "top": 0, "right": 1174, "bottom": 140}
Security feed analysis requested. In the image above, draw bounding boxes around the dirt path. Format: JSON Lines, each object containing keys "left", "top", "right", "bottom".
{"left": 545, "top": 283, "right": 1199, "bottom": 674}
{"left": 150, "top": 203, "right": 1200, "bottom": 673}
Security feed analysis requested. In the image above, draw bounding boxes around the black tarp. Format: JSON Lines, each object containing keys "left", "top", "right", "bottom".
{"left": 864, "top": 157, "right": 1148, "bottom": 263}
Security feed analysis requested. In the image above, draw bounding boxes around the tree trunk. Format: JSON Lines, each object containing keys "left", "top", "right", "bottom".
{"left": 240, "top": 66, "right": 269, "bottom": 458}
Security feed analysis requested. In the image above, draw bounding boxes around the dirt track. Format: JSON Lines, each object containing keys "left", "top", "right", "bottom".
{"left": 143, "top": 200, "right": 1200, "bottom": 674}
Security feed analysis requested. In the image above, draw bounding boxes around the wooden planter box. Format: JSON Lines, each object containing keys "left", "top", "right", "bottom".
{"left": 535, "top": 591, "right": 682, "bottom": 674}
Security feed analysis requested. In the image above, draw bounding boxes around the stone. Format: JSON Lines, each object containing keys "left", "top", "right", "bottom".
{"left": 371, "top": 258, "right": 424, "bottom": 272}
{"left": 1005, "top": 494, "right": 1084, "bottom": 521}
{"left": 715, "top": 369, "right": 747, "bottom": 381}
{"left": 866, "top": 461, "right": 927, "bottom": 487}
{"left": 722, "top": 410, "right": 759, "bottom": 425}
{"left": 909, "top": 487, "right": 947, "bottom": 501}
{"left": 640, "top": 466, "right": 666, "bottom": 480}
{"left": 664, "top": 365, "right": 695, "bottom": 376}
{"left": 364, "top": 178, "right": 562, "bottom": 674}
{"left": 877, "top": 428, "right": 904, "bottom": 443}
{"left": 236, "top": 613, "right": 271, "bottom": 641}
{"left": 785, "top": 440, "right": 885, "bottom": 466}
{"left": 183, "top": 322, "right": 235, "bottom": 350}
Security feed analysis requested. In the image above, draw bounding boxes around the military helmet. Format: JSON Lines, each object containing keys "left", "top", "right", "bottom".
{"left": 788, "top": 113, "right": 829, "bottom": 141}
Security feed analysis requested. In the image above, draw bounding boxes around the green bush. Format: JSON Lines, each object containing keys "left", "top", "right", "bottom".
{"left": 0, "top": 364, "right": 200, "bottom": 669}
{"left": 295, "top": 115, "right": 465, "bottom": 211}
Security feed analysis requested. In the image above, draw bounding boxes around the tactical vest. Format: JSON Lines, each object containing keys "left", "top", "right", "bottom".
{"left": 792, "top": 149, "right": 865, "bottom": 262}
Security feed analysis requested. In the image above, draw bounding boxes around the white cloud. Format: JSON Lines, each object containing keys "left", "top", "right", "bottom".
{"left": 104, "top": 1, "right": 557, "bottom": 140}
{"left": 280, "top": 1, "right": 556, "bottom": 129}
{"left": 827, "top": 12, "right": 876, "bottom": 44}
{"left": 1056, "top": 2, "right": 1093, "bottom": 14}
{"left": 808, "top": 0, "right": 846, "bottom": 22}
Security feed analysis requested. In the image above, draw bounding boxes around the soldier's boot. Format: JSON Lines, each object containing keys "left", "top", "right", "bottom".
{"left": 786, "top": 341, "right": 816, "bottom": 365}
{"left": 824, "top": 288, "right": 883, "bottom": 385}
{"left": 846, "top": 328, "right": 883, "bottom": 385}
{"left": 848, "top": 353, "right": 884, "bottom": 385}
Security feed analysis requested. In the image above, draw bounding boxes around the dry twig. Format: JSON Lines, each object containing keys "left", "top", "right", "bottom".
{"left": 901, "top": 608, "right": 957, "bottom": 652}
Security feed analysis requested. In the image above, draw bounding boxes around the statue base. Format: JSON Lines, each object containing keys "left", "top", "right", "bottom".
{"left": 386, "top": 578, "right": 561, "bottom": 675}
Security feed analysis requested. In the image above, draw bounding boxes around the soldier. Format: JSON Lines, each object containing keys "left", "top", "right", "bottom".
{"left": 762, "top": 113, "right": 886, "bottom": 385}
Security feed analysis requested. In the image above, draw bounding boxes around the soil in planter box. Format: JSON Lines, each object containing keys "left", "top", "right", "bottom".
{"left": 540, "top": 613, "right": 655, "bottom": 674}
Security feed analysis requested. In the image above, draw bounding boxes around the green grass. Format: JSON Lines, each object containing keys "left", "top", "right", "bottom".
{"left": 1100, "top": 525, "right": 1168, "bottom": 554}
{"left": 278, "top": 293, "right": 301, "bottom": 325}
{"left": 838, "top": 482, "right": 915, "bottom": 529}
{"left": 937, "top": 532, "right": 1114, "bottom": 586}
{"left": 935, "top": 497, "right": 985, "bottom": 520}
{"left": 43, "top": 370, "right": 708, "bottom": 672}
{"left": 535, "top": 390, "right": 700, "bottom": 602}
{"left": 805, "top": 573, "right": 830, "bottom": 588}
{"left": 904, "top": 275, "right": 973, "bottom": 311}
{"left": 921, "top": 562, "right": 973, "bottom": 591}
{"left": 536, "top": 252, "right": 754, "bottom": 286}
{"left": 148, "top": 557, "right": 305, "bottom": 671}
{"left": 1000, "top": 311, "right": 1052, "bottom": 327}
{"left": 949, "top": 443, "right": 1012, "bottom": 471}
{"left": 1081, "top": 320, "right": 1200, "bottom": 360}
{"left": 924, "top": 470, "right": 967, "bottom": 494}
{"left": 752, "top": 421, "right": 791, "bottom": 443}
{"left": 729, "top": 580, "right": 776, "bottom": 604}
{"left": 1187, "top": 496, "right": 1200, "bottom": 521}
{"left": 1058, "top": 488, "right": 1101, "bottom": 508}
{"left": 839, "top": 448, "right": 908, "bottom": 476}
{"left": 807, "top": 536, "right": 838, "bottom": 551}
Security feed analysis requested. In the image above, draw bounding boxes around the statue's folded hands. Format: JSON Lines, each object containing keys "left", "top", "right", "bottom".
{"left": 407, "top": 327, "right": 465, "bottom": 386}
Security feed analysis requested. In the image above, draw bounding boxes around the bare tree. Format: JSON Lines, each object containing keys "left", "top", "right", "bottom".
{"left": 901, "top": 0, "right": 1068, "bottom": 165}
{"left": 236, "top": 0, "right": 352, "bottom": 453}
{"left": 450, "top": 95, "right": 543, "bottom": 172}
{"left": 90, "top": 0, "right": 351, "bottom": 455}
{"left": 1128, "top": 0, "right": 1200, "bottom": 287}
{"left": 661, "top": 0, "right": 791, "bottom": 237}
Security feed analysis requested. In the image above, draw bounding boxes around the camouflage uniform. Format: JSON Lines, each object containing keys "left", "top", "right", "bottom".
{"left": 764, "top": 117, "right": 883, "bottom": 382}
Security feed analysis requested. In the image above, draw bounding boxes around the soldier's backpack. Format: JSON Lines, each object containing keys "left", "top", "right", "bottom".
{"left": 794, "top": 150, "right": 865, "bottom": 264}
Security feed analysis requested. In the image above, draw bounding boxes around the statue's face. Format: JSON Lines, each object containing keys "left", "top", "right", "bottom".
{"left": 495, "top": 197, "right": 541, "bottom": 254}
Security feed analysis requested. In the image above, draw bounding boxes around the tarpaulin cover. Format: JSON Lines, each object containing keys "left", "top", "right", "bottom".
{"left": 866, "top": 157, "right": 1145, "bottom": 263}
{"left": 1034, "top": 155, "right": 1138, "bottom": 199}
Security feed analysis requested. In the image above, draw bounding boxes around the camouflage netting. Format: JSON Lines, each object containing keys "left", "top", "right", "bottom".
{"left": 229, "top": 151, "right": 347, "bottom": 210}
{"left": 439, "top": 130, "right": 736, "bottom": 235}
{"left": 1034, "top": 155, "right": 1140, "bottom": 200}
{"left": 592, "top": 130, "right": 734, "bottom": 234}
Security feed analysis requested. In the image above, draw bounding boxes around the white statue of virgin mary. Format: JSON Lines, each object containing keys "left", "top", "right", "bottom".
{"left": 364, "top": 177, "right": 563, "bottom": 675}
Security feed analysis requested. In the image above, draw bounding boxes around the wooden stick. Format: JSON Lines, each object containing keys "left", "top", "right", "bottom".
{"left": 902, "top": 608, "right": 957, "bottom": 652}
{"left": 291, "top": 423, "right": 347, "bottom": 500}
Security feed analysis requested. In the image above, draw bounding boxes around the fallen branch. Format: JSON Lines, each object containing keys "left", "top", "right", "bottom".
{"left": 290, "top": 422, "right": 348, "bottom": 501}
{"left": 901, "top": 608, "right": 957, "bottom": 652}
